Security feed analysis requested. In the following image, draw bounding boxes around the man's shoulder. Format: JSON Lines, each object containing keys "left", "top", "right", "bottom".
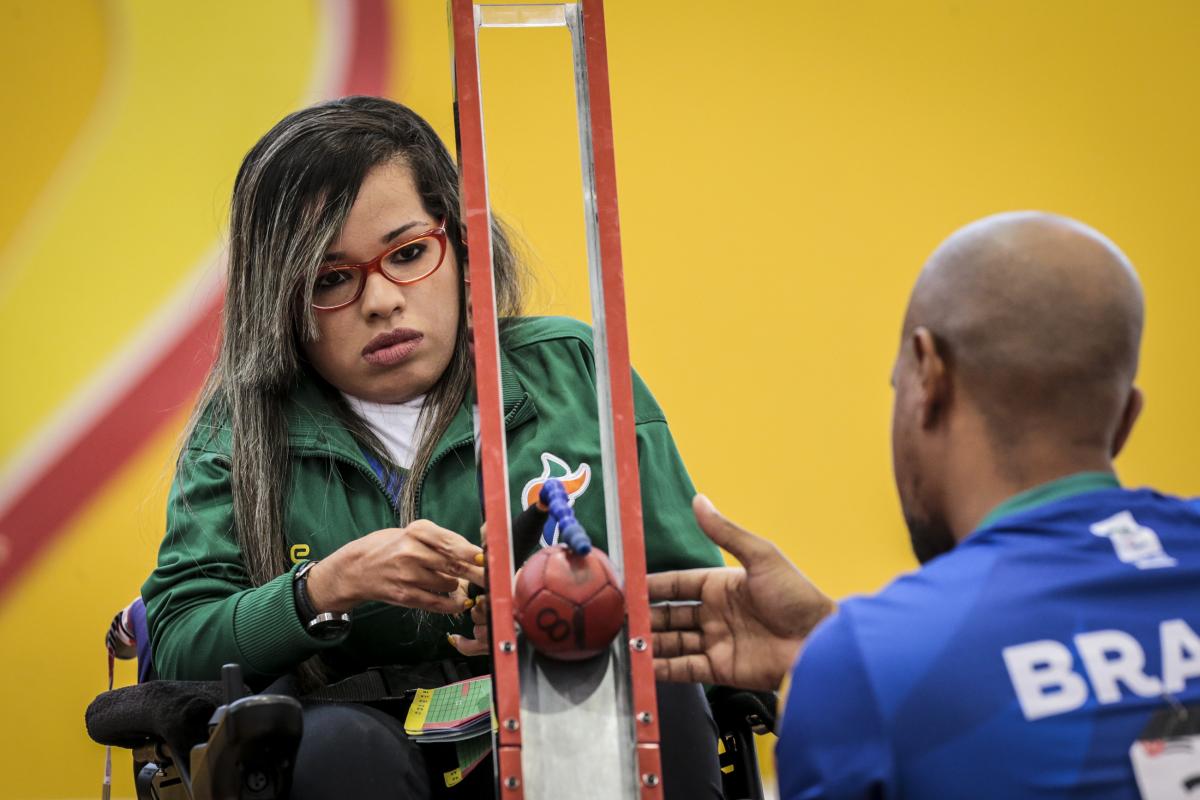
{"left": 812, "top": 485, "right": 1200, "bottom": 699}
{"left": 986, "top": 485, "right": 1200, "bottom": 532}
{"left": 793, "top": 545, "right": 1007, "bottom": 709}
{"left": 784, "top": 485, "right": 1200, "bottom": 796}
{"left": 833, "top": 544, "right": 1002, "bottom": 641}
{"left": 979, "top": 485, "right": 1200, "bottom": 569}
{"left": 831, "top": 486, "right": 1200, "bottom": 652}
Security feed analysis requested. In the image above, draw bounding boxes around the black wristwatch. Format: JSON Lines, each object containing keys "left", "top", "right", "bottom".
{"left": 294, "top": 560, "right": 352, "bottom": 641}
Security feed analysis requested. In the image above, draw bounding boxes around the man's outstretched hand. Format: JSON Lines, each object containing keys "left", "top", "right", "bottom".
{"left": 648, "top": 495, "right": 835, "bottom": 691}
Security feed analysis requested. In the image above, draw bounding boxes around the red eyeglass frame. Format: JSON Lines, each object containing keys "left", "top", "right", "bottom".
{"left": 311, "top": 218, "right": 449, "bottom": 311}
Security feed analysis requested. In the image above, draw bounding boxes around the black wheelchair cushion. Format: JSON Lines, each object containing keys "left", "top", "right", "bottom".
{"left": 86, "top": 680, "right": 226, "bottom": 759}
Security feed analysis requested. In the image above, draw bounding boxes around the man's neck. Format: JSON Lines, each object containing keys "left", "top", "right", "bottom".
{"left": 944, "top": 446, "right": 1117, "bottom": 542}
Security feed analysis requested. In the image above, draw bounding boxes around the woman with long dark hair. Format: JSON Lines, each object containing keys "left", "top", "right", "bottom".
{"left": 142, "top": 96, "right": 723, "bottom": 798}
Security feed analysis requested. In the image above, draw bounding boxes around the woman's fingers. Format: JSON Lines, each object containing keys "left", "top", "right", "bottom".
{"left": 448, "top": 633, "right": 489, "bottom": 657}
{"left": 397, "top": 535, "right": 479, "bottom": 585}
{"left": 447, "top": 586, "right": 491, "bottom": 657}
{"left": 392, "top": 585, "right": 473, "bottom": 615}
{"left": 470, "top": 594, "right": 488, "bottom": 625}
{"left": 352, "top": 526, "right": 481, "bottom": 607}
{"left": 407, "top": 520, "right": 484, "bottom": 568}
{"left": 450, "top": 582, "right": 490, "bottom": 657}
{"left": 462, "top": 562, "right": 486, "bottom": 588}
{"left": 396, "top": 563, "right": 460, "bottom": 596}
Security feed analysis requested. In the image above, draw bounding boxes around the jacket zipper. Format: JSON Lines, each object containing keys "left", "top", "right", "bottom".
{"left": 295, "top": 394, "right": 530, "bottom": 522}
{"left": 320, "top": 448, "right": 404, "bottom": 519}
{"left": 412, "top": 396, "right": 531, "bottom": 514}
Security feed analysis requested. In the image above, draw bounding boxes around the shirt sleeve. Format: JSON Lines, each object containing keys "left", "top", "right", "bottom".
{"left": 141, "top": 450, "right": 347, "bottom": 684}
{"left": 777, "top": 607, "right": 894, "bottom": 800}
{"left": 631, "top": 369, "right": 724, "bottom": 572}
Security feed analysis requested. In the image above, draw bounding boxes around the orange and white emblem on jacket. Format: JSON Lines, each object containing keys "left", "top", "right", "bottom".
{"left": 520, "top": 453, "right": 591, "bottom": 546}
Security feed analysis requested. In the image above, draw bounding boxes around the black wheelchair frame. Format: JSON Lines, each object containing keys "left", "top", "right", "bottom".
{"left": 91, "top": 662, "right": 774, "bottom": 800}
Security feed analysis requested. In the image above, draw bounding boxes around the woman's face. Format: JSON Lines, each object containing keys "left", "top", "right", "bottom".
{"left": 302, "top": 160, "right": 461, "bottom": 403}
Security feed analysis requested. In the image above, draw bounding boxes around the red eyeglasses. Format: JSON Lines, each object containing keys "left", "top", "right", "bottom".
{"left": 311, "top": 219, "right": 449, "bottom": 310}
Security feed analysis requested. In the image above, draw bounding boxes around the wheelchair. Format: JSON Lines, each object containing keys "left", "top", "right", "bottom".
{"left": 88, "top": 599, "right": 775, "bottom": 800}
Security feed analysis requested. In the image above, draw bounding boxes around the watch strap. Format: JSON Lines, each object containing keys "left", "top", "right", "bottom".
{"left": 293, "top": 560, "right": 320, "bottom": 624}
{"left": 294, "top": 560, "right": 352, "bottom": 639}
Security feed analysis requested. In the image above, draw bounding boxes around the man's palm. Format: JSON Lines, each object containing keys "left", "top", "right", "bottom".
{"left": 649, "top": 496, "right": 834, "bottom": 691}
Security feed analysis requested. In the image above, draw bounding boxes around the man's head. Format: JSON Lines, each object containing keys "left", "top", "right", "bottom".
{"left": 891, "top": 211, "right": 1145, "bottom": 563}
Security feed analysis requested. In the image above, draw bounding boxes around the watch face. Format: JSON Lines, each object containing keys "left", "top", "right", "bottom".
{"left": 307, "top": 613, "right": 351, "bottom": 641}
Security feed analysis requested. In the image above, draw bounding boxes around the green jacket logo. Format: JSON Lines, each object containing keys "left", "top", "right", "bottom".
{"left": 520, "top": 453, "right": 591, "bottom": 546}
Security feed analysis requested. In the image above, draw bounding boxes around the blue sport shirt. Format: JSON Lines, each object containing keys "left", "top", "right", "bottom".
{"left": 776, "top": 472, "right": 1200, "bottom": 798}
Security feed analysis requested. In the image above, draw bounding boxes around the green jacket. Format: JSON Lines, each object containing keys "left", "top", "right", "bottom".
{"left": 143, "top": 317, "right": 721, "bottom": 685}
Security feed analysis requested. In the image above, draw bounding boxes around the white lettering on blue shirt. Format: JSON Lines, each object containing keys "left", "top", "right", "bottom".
{"left": 1003, "top": 619, "right": 1200, "bottom": 721}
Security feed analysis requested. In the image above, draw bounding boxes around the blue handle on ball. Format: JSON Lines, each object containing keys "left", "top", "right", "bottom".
{"left": 539, "top": 479, "right": 592, "bottom": 555}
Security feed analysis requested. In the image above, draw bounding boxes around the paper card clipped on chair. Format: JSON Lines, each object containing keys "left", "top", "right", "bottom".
{"left": 404, "top": 675, "right": 492, "bottom": 742}
{"left": 444, "top": 733, "right": 493, "bottom": 788}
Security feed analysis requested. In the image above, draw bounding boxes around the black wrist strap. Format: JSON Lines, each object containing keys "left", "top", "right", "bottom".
{"left": 293, "top": 561, "right": 320, "bottom": 623}
{"left": 293, "top": 560, "right": 352, "bottom": 640}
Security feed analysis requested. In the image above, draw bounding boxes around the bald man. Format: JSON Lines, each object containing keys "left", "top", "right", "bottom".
{"left": 650, "top": 212, "right": 1200, "bottom": 798}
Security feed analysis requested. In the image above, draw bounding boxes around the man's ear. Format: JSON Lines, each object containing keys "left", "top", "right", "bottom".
{"left": 912, "top": 327, "right": 950, "bottom": 430}
{"left": 1111, "top": 386, "right": 1143, "bottom": 458}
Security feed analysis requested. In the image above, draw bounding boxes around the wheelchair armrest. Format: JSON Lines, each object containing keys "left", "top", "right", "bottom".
{"left": 708, "top": 687, "right": 777, "bottom": 800}
{"left": 708, "top": 686, "right": 777, "bottom": 736}
{"left": 86, "top": 680, "right": 226, "bottom": 758}
{"left": 87, "top": 663, "right": 302, "bottom": 800}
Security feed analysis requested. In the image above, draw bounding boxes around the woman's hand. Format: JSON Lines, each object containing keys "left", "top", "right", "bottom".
{"left": 449, "top": 592, "right": 490, "bottom": 656}
{"left": 305, "top": 520, "right": 486, "bottom": 615}
{"left": 449, "top": 520, "right": 491, "bottom": 656}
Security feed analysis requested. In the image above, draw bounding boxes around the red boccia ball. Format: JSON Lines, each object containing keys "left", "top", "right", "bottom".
{"left": 514, "top": 545, "right": 626, "bottom": 661}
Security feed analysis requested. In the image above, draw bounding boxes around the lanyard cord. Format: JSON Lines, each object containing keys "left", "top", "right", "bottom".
{"left": 102, "top": 605, "right": 136, "bottom": 800}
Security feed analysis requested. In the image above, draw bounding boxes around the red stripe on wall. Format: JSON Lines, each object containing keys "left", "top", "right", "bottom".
{"left": 343, "top": 0, "right": 391, "bottom": 98}
{"left": 0, "top": 0, "right": 394, "bottom": 599}
{"left": 0, "top": 297, "right": 221, "bottom": 594}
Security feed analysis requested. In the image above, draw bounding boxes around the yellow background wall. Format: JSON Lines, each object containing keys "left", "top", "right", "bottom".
{"left": 1, "top": 1, "right": 1197, "bottom": 797}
